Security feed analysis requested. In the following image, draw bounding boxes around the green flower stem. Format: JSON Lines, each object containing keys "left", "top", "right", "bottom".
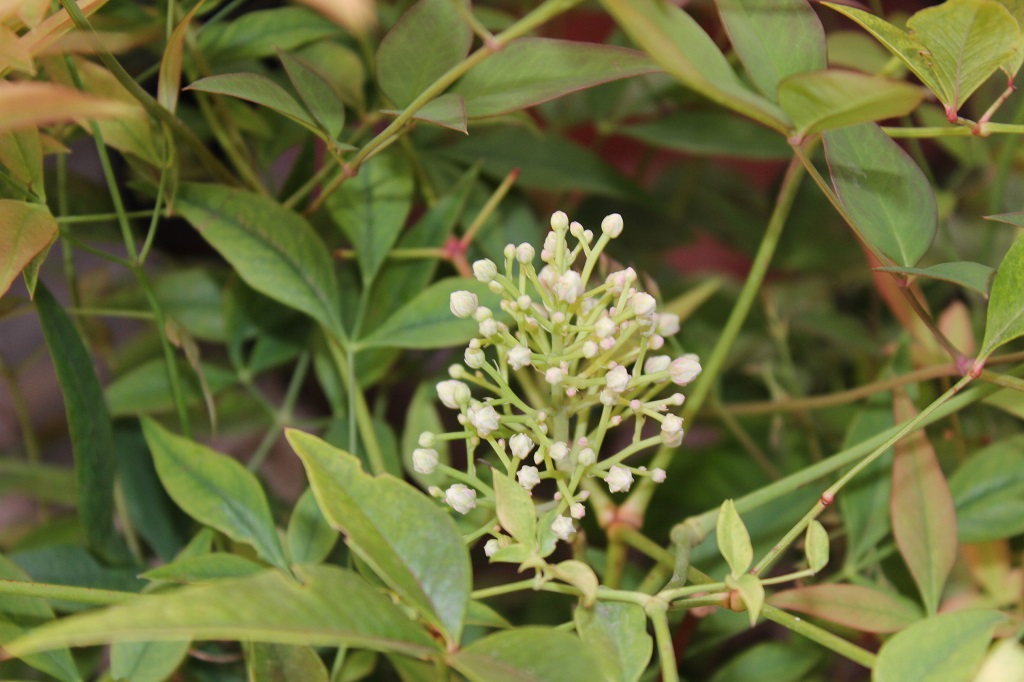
{"left": 660, "top": 581, "right": 728, "bottom": 602}
{"left": 648, "top": 606, "right": 680, "bottom": 682}
{"left": 629, "top": 155, "right": 805, "bottom": 516}
{"left": 668, "top": 594, "right": 727, "bottom": 611}
{"left": 472, "top": 578, "right": 535, "bottom": 600}
{"left": 437, "top": 464, "right": 494, "bottom": 496}
{"left": 325, "top": 336, "right": 387, "bottom": 475}
{"left": 885, "top": 122, "right": 1024, "bottom": 138}
{"left": 247, "top": 352, "right": 311, "bottom": 472}
{"left": 459, "top": 167, "right": 520, "bottom": 249}
{"left": 67, "top": 308, "right": 155, "bottom": 321}
{"left": 56, "top": 210, "right": 156, "bottom": 224}
{"left": 603, "top": 533, "right": 629, "bottom": 590}
{"left": 305, "top": 0, "right": 585, "bottom": 214}
{"left": 0, "top": 579, "right": 135, "bottom": 606}
{"left": 979, "top": 369, "right": 1024, "bottom": 392}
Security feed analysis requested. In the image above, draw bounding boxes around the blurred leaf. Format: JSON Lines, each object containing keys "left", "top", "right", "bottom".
{"left": 376, "top": 0, "right": 470, "bottom": 108}
{"left": 176, "top": 183, "right": 345, "bottom": 340}
{"left": 980, "top": 232, "right": 1024, "bottom": 358}
{"left": 452, "top": 627, "right": 604, "bottom": 682}
{"left": 0, "top": 459, "right": 76, "bottom": 503}
{"left": 708, "top": 641, "right": 820, "bottom": 682}
{"left": 326, "top": 150, "right": 413, "bottom": 285}
{"left": 828, "top": 30, "right": 906, "bottom": 74}
{"left": 0, "top": 554, "right": 81, "bottom": 682}
{"left": 4, "top": 565, "right": 438, "bottom": 659}
{"left": 975, "top": 638, "right": 1024, "bottom": 682}
{"left": 158, "top": 0, "right": 205, "bottom": 113}
{"left": 36, "top": 283, "right": 127, "bottom": 563}
{"left": 295, "top": 41, "right": 366, "bottom": 111}
{"left": 768, "top": 584, "right": 922, "bottom": 633}
{"left": 986, "top": 210, "right": 1024, "bottom": 226}
{"left": 11, "top": 545, "right": 143, "bottom": 613}
{"left": 779, "top": 69, "right": 924, "bottom": 138}
{"left": 575, "top": 602, "right": 652, "bottom": 682}
{"left": 823, "top": 123, "right": 936, "bottom": 267}
{"left": 804, "top": 520, "right": 828, "bottom": 572}
{"left": 106, "top": 359, "right": 235, "bottom": 417}
{"left": 198, "top": 7, "right": 340, "bottom": 63}
{"left": 839, "top": 406, "right": 894, "bottom": 564}
{"left": 0, "top": 128, "right": 44, "bottom": 197}
{"left": 890, "top": 392, "right": 957, "bottom": 615}
{"left": 716, "top": 0, "right": 825, "bottom": 100}
{"left": 874, "top": 609, "right": 1006, "bottom": 682}
{"left": 0, "top": 80, "right": 133, "bottom": 134}
{"left": 600, "top": 0, "right": 789, "bottom": 132}
{"left": 618, "top": 111, "right": 791, "bottom": 160}
{"left": 950, "top": 435, "right": 1024, "bottom": 542}
{"left": 492, "top": 471, "right": 537, "bottom": 551}
{"left": 453, "top": 38, "right": 658, "bottom": 118}
{"left": 383, "top": 92, "right": 468, "bottom": 133}
{"left": 401, "top": 383, "right": 451, "bottom": 490}
{"left": 875, "top": 261, "right": 996, "bottom": 298}
{"left": 73, "top": 60, "right": 163, "bottom": 165}
{"left": 141, "top": 554, "right": 265, "bottom": 584}
{"left": 111, "top": 639, "right": 190, "bottom": 682}
{"left": 248, "top": 642, "right": 329, "bottom": 682}
{"left": 286, "top": 488, "right": 337, "bottom": 565}
{"left": 142, "top": 418, "right": 289, "bottom": 572}
{"left": 150, "top": 265, "right": 229, "bottom": 342}
{"left": 0, "top": 200, "right": 56, "bottom": 298}
{"left": 279, "top": 49, "right": 346, "bottom": 140}
{"left": 466, "top": 601, "right": 512, "bottom": 629}
{"left": 288, "top": 430, "right": 470, "bottom": 644}
{"left": 731, "top": 573, "right": 764, "bottom": 626}
{"left": 360, "top": 278, "right": 502, "bottom": 349}
{"left": 717, "top": 499, "right": 752, "bottom": 576}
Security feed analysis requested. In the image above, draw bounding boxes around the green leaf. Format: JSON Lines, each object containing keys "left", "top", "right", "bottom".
{"left": 383, "top": 93, "right": 468, "bottom": 133}
{"left": 111, "top": 639, "right": 190, "bottom": 682}
{"left": 950, "top": 435, "right": 1024, "bottom": 542}
{"left": 986, "top": 210, "right": 1024, "bottom": 227}
{"left": 141, "top": 553, "right": 266, "bottom": 584}
{"left": 575, "top": 602, "right": 652, "bottom": 682}
{"left": 549, "top": 560, "right": 598, "bottom": 607}
{"left": 288, "top": 430, "right": 470, "bottom": 644}
{"left": 839, "top": 406, "right": 895, "bottom": 564}
{"left": 874, "top": 609, "right": 1007, "bottom": 682}
{"left": 0, "top": 459, "right": 77, "bottom": 504}
{"left": 600, "top": 0, "right": 789, "bottom": 133}
{"left": 731, "top": 573, "right": 765, "bottom": 627}
{"left": 360, "top": 278, "right": 501, "bottom": 349}
{"left": 804, "top": 520, "right": 829, "bottom": 573}
{"left": 157, "top": 0, "right": 205, "bottom": 113}
{"left": 199, "top": 7, "right": 341, "bottom": 64}
{"left": 890, "top": 393, "right": 957, "bottom": 615}
{"left": 142, "top": 418, "right": 289, "bottom": 572}
{"left": 769, "top": 584, "right": 922, "bottom": 634}
{"left": 708, "top": 642, "right": 821, "bottom": 682}
{"left": 715, "top": 0, "right": 825, "bottom": 100}
{"left": 823, "top": 123, "right": 936, "bottom": 267}
{"left": 248, "top": 643, "right": 329, "bottom": 682}
{"left": 0, "top": 128, "right": 44, "bottom": 198}
{"left": 0, "top": 200, "right": 57, "bottom": 298}
{"left": 187, "top": 72, "right": 317, "bottom": 128}
{"left": 716, "top": 499, "right": 753, "bottom": 576}
{"left": 286, "top": 488, "right": 338, "bottom": 565}
{"left": 0, "top": 554, "right": 81, "bottom": 682}
{"left": 779, "top": 69, "right": 924, "bottom": 138}
{"left": 618, "top": 110, "right": 792, "bottom": 160}
{"left": 175, "top": 183, "right": 344, "bottom": 339}
{"left": 452, "top": 38, "right": 659, "bottom": 118}
{"left": 278, "top": 49, "right": 346, "bottom": 140}
{"left": 467, "top": 601, "right": 512, "bottom": 629}
{"left": 452, "top": 627, "right": 604, "bottom": 682}
{"left": 106, "top": 358, "right": 236, "bottom": 417}
{"left": 491, "top": 470, "right": 537, "bottom": 551}
{"left": 980, "top": 232, "right": 1024, "bottom": 358}
{"left": 35, "top": 283, "right": 127, "bottom": 563}
{"left": 376, "top": 0, "right": 471, "bottom": 108}
{"left": 326, "top": 150, "right": 413, "bottom": 285}
{"left": 3, "top": 565, "right": 438, "bottom": 659}
{"left": 875, "top": 261, "right": 996, "bottom": 298}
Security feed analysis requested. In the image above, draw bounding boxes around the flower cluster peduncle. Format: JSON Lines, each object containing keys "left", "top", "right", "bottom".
{"left": 419, "top": 211, "right": 702, "bottom": 552}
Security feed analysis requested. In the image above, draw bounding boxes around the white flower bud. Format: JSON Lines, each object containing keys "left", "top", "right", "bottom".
{"left": 465, "top": 347, "right": 485, "bottom": 369}
{"left": 503, "top": 244, "right": 516, "bottom": 260}
{"left": 578, "top": 447, "right": 596, "bottom": 467}
{"left": 670, "top": 354, "right": 702, "bottom": 386}
{"left": 418, "top": 431, "right": 435, "bottom": 447}
{"left": 582, "top": 341, "right": 598, "bottom": 358}
{"left": 661, "top": 414, "right": 684, "bottom": 447}
{"left": 467, "top": 403, "right": 500, "bottom": 437}
{"left": 488, "top": 280, "right": 503, "bottom": 295}
{"left": 601, "top": 213, "right": 624, "bottom": 238}
{"left": 630, "top": 292, "right": 657, "bottom": 318}
{"left": 545, "top": 367, "right": 564, "bottom": 385}
{"left": 657, "top": 313, "right": 680, "bottom": 337}
{"left": 595, "top": 314, "right": 616, "bottom": 339}
{"left": 555, "top": 271, "right": 584, "bottom": 303}
{"left": 517, "top": 465, "right": 541, "bottom": 491}
{"left": 651, "top": 468, "right": 667, "bottom": 483}
{"left": 551, "top": 515, "right": 575, "bottom": 541}
{"left": 516, "top": 243, "right": 535, "bottom": 264}
{"left": 450, "top": 290, "right": 478, "bottom": 318}
{"left": 484, "top": 538, "right": 500, "bottom": 557}
{"left": 569, "top": 221, "right": 585, "bottom": 239}
{"left": 538, "top": 264, "right": 558, "bottom": 292}
{"left": 437, "top": 380, "right": 471, "bottom": 409}
{"left": 445, "top": 484, "right": 477, "bottom": 514}
{"left": 479, "top": 318, "right": 498, "bottom": 337}
{"left": 599, "top": 388, "right": 618, "bottom": 406}
{"left": 644, "top": 355, "right": 671, "bottom": 374}
{"left": 508, "top": 345, "right": 532, "bottom": 370}
{"left": 474, "top": 306, "right": 493, "bottom": 322}
{"left": 448, "top": 364, "right": 464, "bottom": 378}
{"left": 550, "top": 211, "right": 569, "bottom": 232}
{"left": 473, "top": 259, "right": 497, "bottom": 282}
{"left": 412, "top": 448, "right": 439, "bottom": 474}
{"left": 570, "top": 502, "right": 586, "bottom": 519}
{"left": 516, "top": 295, "right": 532, "bottom": 311}
{"left": 548, "top": 441, "right": 569, "bottom": 463}
{"left": 510, "top": 433, "right": 535, "bottom": 460}
{"left": 649, "top": 334, "right": 665, "bottom": 350}
{"left": 606, "top": 365, "right": 631, "bottom": 393}
{"left": 604, "top": 465, "right": 634, "bottom": 493}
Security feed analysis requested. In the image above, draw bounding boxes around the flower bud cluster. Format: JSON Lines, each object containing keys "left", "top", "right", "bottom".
{"left": 422, "top": 212, "right": 702, "bottom": 556}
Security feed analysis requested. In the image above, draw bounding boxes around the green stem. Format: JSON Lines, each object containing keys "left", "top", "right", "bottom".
{"left": 325, "top": 336, "right": 386, "bottom": 474}
{"left": 649, "top": 607, "right": 679, "bottom": 682}
{"left": 0, "top": 579, "right": 135, "bottom": 605}
{"left": 761, "top": 603, "right": 876, "bottom": 669}
{"left": 56, "top": 210, "right": 155, "bottom": 224}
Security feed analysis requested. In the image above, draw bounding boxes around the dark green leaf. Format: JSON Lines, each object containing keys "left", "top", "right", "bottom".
{"left": 709, "top": 642, "right": 820, "bottom": 682}
{"left": 0, "top": 200, "right": 57, "bottom": 298}
{"left": 980, "top": 233, "right": 1024, "bottom": 358}
{"left": 874, "top": 609, "right": 1006, "bottom": 682}
{"left": 575, "top": 602, "right": 652, "bottom": 682}
{"left": 839, "top": 406, "right": 894, "bottom": 564}
{"left": 823, "top": 123, "right": 936, "bottom": 267}
{"left": 142, "top": 418, "right": 289, "bottom": 572}
{"left": 769, "top": 584, "right": 922, "bottom": 634}
{"left": 453, "top": 38, "right": 658, "bottom": 118}
{"left": 288, "top": 430, "right": 470, "bottom": 644}
{"left": 383, "top": 93, "right": 468, "bottom": 133}
{"left": 141, "top": 554, "right": 266, "bottom": 584}
{"left": 152, "top": 266, "right": 229, "bottom": 342}
{"left": 106, "top": 359, "right": 236, "bottom": 417}
{"left": 0, "top": 459, "right": 76, "bottom": 504}
{"left": 875, "top": 261, "right": 996, "bottom": 298}
{"left": 36, "top": 283, "right": 127, "bottom": 563}
{"left": 950, "top": 435, "right": 1024, "bottom": 542}
{"left": 286, "top": 488, "right": 338, "bottom": 565}
{"left": 618, "top": 110, "right": 792, "bottom": 160}
{"left": 716, "top": 0, "right": 825, "bottom": 100}
{"left": 376, "top": 0, "right": 472, "bottom": 108}
{"left": 4, "top": 565, "right": 438, "bottom": 659}
{"left": 199, "top": 7, "right": 341, "bottom": 64}
{"left": 279, "top": 50, "right": 346, "bottom": 140}
{"left": 452, "top": 627, "right": 604, "bottom": 682}
{"left": 248, "top": 643, "right": 329, "bottom": 682}
{"left": 111, "top": 639, "right": 190, "bottom": 682}
{"left": 10, "top": 545, "right": 143, "bottom": 613}
{"left": 175, "top": 183, "right": 345, "bottom": 339}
